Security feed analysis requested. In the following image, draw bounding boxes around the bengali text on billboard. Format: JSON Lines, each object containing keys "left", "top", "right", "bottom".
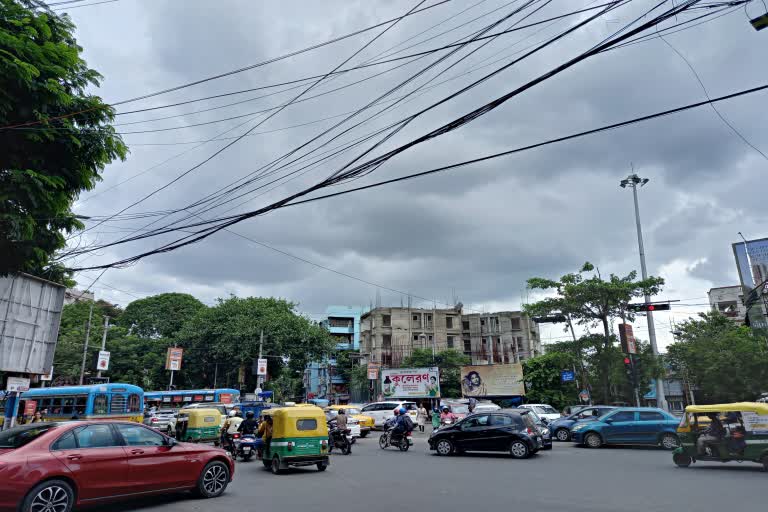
{"left": 381, "top": 367, "right": 440, "bottom": 399}
{"left": 461, "top": 364, "right": 525, "bottom": 397}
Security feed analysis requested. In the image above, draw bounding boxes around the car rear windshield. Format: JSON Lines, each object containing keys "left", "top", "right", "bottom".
{"left": 521, "top": 413, "right": 538, "bottom": 429}
{"left": 449, "top": 405, "right": 469, "bottom": 414}
{"left": 344, "top": 408, "right": 362, "bottom": 415}
{"left": 0, "top": 424, "right": 58, "bottom": 448}
{"left": 534, "top": 405, "right": 558, "bottom": 415}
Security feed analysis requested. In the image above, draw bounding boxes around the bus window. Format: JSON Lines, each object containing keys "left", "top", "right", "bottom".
{"left": 61, "top": 397, "right": 75, "bottom": 415}
{"left": 128, "top": 394, "right": 141, "bottom": 413}
{"left": 75, "top": 397, "right": 87, "bottom": 415}
{"left": 94, "top": 394, "right": 108, "bottom": 415}
{"left": 110, "top": 394, "right": 127, "bottom": 414}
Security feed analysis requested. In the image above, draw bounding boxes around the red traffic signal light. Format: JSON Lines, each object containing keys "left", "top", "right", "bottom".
{"left": 627, "top": 303, "right": 671, "bottom": 312}
{"left": 623, "top": 357, "right": 631, "bottom": 365}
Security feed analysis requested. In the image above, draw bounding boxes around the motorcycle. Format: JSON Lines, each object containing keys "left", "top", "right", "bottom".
{"left": 231, "top": 433, "right": 258, "bottom": 461}
{"left": 379, "top": 424, "right": 413, "bottom": 452}
{"left": 328, "top": 423, "right": 352, "bottom": 455}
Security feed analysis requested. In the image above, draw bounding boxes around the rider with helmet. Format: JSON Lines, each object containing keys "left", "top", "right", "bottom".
{"left": 440, "top": 405, "right": 458, "bottom": 426}
{"left": 238, "top": 411, "right": 258, "bottom": 435}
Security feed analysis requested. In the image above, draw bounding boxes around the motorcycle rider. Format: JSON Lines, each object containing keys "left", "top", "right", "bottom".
{"left": 336, "top": 409, "right": 348, "bottom": 431}
{"left": 440, "top": 405, "right": 458, "bottom": 426}
{"left": 238, "top": 411, "right": 258, "bottom": 435}
{"left": 221, "top": 410, "right": 242, "bottom": 450}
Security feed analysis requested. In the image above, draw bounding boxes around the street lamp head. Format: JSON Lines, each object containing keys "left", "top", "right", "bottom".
{"left": 640, "top": 178, "right": 649, "bottom": 187}
{"left": 620, "top": 179, "right": 629, "bottom": 188}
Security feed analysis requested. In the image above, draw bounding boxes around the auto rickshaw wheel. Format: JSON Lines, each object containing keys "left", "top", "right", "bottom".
{"left": 673, "top": 453, "right": 692, "bottom": 468}
{"left": 271, "top": 456, "right": 282, "bottom": 475}
{"left": 262, "top": 459, "right": 271, "bottom": 469}
{"left": 661, "top": 433, "right": 680, "bottom": 450}
{"left": 317, "top": 462, "right": 328, "bottom": 471}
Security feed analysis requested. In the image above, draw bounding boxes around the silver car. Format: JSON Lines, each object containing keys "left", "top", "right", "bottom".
{"left": 143, "top": 408, "right": 177, "bottom": 435}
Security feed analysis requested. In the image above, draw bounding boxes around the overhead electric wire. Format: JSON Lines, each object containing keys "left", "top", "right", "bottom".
{"left": 124, "top": 0, "right": 553, "bottom": 240}
{"left": 69, "top": 0, "right": 692, "bottom": 265}
{"left": 52, "top": 0, "right": 123, "bottom": 10}
{"left": 68, "top": 79, "right": 768, "bottom": 270}
{"left": 75, "top": 0, "right": 432, "bottom": 239}
{"left": 0, "top": 0, "right": 451, "bottom": 130}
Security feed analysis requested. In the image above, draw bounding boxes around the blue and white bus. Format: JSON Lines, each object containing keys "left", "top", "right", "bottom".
{"left": 19, "top": 383, "right": 144, "bottom": 423}
{"left": 144, "top": 388, "right": 240, "bottom": 409}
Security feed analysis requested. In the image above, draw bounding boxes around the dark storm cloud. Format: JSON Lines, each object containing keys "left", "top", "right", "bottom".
{"left": 62, "top": 0, "right": 768, "bottom": 321}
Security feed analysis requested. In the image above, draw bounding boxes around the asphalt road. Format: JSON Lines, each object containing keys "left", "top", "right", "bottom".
{"left": 98, "top": 431, "right": 766, "bottom": 512}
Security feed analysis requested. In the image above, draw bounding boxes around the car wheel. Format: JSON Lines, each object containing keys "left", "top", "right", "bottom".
{"left": 379, "top": 434, "right": 389, "bottom": 449}
{"left": 360, "top": 431, "right": 369, "bottom": 438}
{"left": 196, "top": 461, "right": 230, "bottom": 498}
{"left": 555, "top": 428, "right": 570, "bottom": 442}
{"left": 317, "top": 462, "right": 328, "bottom": 472}
{"left": 510, "top": 440, "right": 530, "bottom": 459}
{"left": 22, "top": 480, "right": 74, "bottom": 512}
{"left": 585, "top": 432, "right": 603, "bottom": 448}
{"left": 435, "top": 439, "right": 453, "bottom": 456}
{"left": 271, "top": 456, "right": 282, "bottom": 475}
{"left": 673, "top": 453, "right": 692, "bottom": 468}
{"left": 661, "top": 433, "right": 680, "bottom": 450}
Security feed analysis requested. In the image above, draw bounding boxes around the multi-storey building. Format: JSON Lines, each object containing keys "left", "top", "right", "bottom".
{"left": 359, "top": 306, "right": 464, "bottom": 367}
{"left": 461, "top": 311, "right": 541, "bottom": 365}
{"left": 708, "top": 285, "right": 747, "bottom": 324}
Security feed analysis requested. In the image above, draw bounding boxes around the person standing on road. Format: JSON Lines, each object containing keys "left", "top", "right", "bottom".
{"left": 417, "top": 403, "right": 428, "bottom": 432}
{"left": 431, "top": 406, "right": 441, "bottom": 430}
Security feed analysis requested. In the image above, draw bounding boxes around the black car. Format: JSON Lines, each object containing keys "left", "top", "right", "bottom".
{"left": 428, "top": 410, "right": 543, "bottom": 458}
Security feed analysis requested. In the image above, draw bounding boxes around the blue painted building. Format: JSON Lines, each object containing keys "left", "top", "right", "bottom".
{"left": 304, "top": 306, "right": 367, "bottom": 403}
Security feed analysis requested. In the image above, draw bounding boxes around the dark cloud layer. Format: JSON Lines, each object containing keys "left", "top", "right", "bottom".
{"left": 63, "top": 1, "right": 768, "bottom": 346}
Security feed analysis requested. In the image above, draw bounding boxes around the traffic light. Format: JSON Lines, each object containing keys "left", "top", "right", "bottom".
{"left": 623, "top": 357, "right": 637, "bottom": 387}
{"left": 627, "top": 303, "right": 671, "bottom": 312}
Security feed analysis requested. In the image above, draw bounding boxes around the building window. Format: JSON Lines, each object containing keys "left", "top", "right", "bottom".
{"left": 462, "top": 321, "right": 470, "bottom": 330}
{"left": 412, "top": 314, "right": 421, "bottom": 328}
{"left": 463, "top": 338, "right": 472, "bottom": 356}
{"left": 413, "top": 334, "right": 419, "bottom": 342}
{"left": 328, "top": 317, "right": 353, "bottom": 328}
{"left": 428, "top": 335, "right": 433, "bottom": 342}
{"left": 480, "top": 319, "right": 485, "bottom": 326}
{"left": 383, "top": 314, "right": 391, "bottom": 327}
{"left": 446, "top": 316, "right": 454, "bottom": 329}
{"left": 511, "top": 317, "right": 521, "bottom": 330}
{"left": 447, "top": 335, "right": 455, "bottom": 348}
{"left": 383, "top": 334, "right": 392, "bottom": 348}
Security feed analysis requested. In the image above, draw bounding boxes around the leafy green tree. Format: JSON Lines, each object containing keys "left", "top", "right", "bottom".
{"left": 524, "top": 262, "right": 664, "bottom": 403}
{"left": 52, "top": 299, "right": 124, "bottom": 383}
{"left": 119, "top": 293, "right": 205, "bottom": 339}
{"left": 403, "top": 348, "right": 470, "bottom": 398}
{"left": 523, "top": 352, "right": 579, "bottom": 410}
{"left": 177, "top": 296, "right": 337, "bottom": 390}
{"left": 0, "top": 0, "right": 127, "bottom": 280}
{"left": 667, "top": 312, "right": 768, "bottom": 403}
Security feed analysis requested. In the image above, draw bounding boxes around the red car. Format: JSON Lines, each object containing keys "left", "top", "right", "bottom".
{"left": 0, "top": 421, "right": 234, "bottom": 512}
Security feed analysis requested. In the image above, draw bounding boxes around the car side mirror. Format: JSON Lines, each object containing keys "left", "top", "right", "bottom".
{"left": 604, "top": 418, "right": 613, "bottom": 424}
{"left": 165, "top": 437, "right": 177, "bottom": 447}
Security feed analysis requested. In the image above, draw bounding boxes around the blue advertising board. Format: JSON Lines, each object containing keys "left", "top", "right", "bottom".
{"left": 560, "top": 370, "right": 575, "bottom": 383}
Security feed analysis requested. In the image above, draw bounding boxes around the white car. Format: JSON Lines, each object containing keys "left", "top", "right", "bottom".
{"left": 472, "top": 402, "right": 501, "bottom": 413}
{"left": 143, "top": 408, "right": 177, "bottom": 436}
{"left": 519, "top": 404, "right": 561, "bottom": 422}
{"left": 360, "top": 401, "right": 418, "bottom": 428}
{"left": 324, "top": 410, "right": 362, "bottom": 439}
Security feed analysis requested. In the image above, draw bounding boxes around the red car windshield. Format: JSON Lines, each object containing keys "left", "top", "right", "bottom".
{"left": 0, "top": 424, "right": 58, "bottom": 449}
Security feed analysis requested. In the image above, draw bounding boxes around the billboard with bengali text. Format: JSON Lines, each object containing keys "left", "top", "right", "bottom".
{"left": 381, "top": 367, "right": 440, "bottom": 399}
{"left": 461, "top": 364, "right": 525, "bottom": 397}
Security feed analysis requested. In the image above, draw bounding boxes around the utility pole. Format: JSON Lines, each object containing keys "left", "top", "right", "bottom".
{"left": 79, "top": 301, "right": 94, "bottom": 385}
{"left": 620, "top": 173, "right": 667, "bottom": 411}
{"left": 96, "top": 316, "right": 109, "bottom": 379}
{"left": 258, "top": 330, "right": 264, "bottom": 390}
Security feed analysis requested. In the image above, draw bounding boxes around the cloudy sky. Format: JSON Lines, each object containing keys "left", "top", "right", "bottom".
{"left": 58, "top": 0, "right": 767, "bottom": 348}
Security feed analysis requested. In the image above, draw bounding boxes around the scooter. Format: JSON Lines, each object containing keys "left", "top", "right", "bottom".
{"left": 232, "top": 433, "right": 258, "bottom": 461}
{"left": 328, "top": 424, "right": 352, "bottom": 455}
{"left": 379, "top": 424, "right": 413, "bottom": 452}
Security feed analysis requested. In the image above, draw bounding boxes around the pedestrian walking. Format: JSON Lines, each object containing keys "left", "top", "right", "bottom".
{"left": 417, "top": 403, "right": 428, "bottom": 433}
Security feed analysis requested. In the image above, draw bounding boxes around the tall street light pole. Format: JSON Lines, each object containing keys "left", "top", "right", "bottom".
{"left": 620, "top": 173, "right": 667, "bottom": 411}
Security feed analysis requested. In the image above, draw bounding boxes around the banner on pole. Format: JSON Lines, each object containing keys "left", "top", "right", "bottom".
{"left": 165, "top": 347, "right": 183, "bottom": 371}
{"left": 381, "top": 367, "right": 440, "bottom": 398}
{"left": 96, "top": 351, "right": 110, "bottom": 371}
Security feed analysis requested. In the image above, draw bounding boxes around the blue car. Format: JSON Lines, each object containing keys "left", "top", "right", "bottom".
{"left": 570, "top": 407, "right": 680, "bottom": 449}
{"left": 548, "top": 406, "right": 616, "bottom": 442}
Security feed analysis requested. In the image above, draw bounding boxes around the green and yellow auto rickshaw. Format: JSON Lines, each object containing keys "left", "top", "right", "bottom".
{"left": 673, "top": 402, "right": 768, "bottom": 471}
{"left": 175, "top": 408, "right": 222, "bottom": 443}
{"left": 259, "top": 406, "right": 329, "bottom": 474}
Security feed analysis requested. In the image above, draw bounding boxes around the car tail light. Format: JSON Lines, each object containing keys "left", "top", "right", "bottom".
{"left": 151, "top": 417, "right": 158, "bottom": 423}
{"left": 287, "top": 441, "right": 294, "bottom": 451}
{"left": 232, "top": 433, "right": 240, "bottom": 439}
{"left": 526, "top": 427, "right": 535, "bottom": 435}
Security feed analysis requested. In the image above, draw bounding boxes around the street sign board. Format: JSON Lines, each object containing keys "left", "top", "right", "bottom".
{"left": 561, "top": 370, "right": 575, "bottom": 383}
{"left": 96, "top": 350, "right": 110, "bottom": 371}
{"left": 367, "top": 363, "right": 379, "bottom": 380}
{"left": 619, "top": 323, "right": 637, "bottom": 354}
{"left": 6, "top": 376, "right": 30, "bottom": 392}
{"left": 165, "top": 347, "right": 183, "bottom": 371}
{"left": 256, "top": 358, "right": 268, "bottom": 376}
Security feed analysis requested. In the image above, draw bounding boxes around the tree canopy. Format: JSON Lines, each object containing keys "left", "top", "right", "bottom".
{"left": 667, "top": 312, "right": 768, "bottom": 403}
{"left": 524, "top": 262, "right": 664, "bottom": 402}
{"left": 0, "top": 0, "right": 127, "bottom": 281}
{"left": 119, "top": 293, "right": 205, "bottom": 339}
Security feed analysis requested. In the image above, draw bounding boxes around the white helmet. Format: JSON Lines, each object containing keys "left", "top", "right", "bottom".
{"left": 228, "top": 410, "right": 237, "bottom": 417}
